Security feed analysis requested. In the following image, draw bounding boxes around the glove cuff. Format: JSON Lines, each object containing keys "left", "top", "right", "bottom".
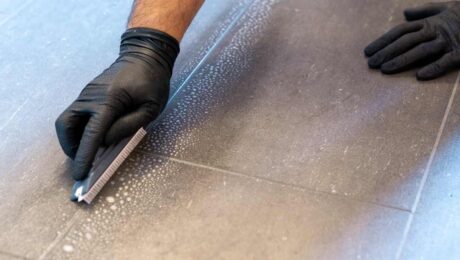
{"left": 120, "top": 27, "right": 180, "bottom": 75}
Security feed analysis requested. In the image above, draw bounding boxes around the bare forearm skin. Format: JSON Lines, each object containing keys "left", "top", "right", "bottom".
{"left": 128, "top": 0, "right": 205, "bottom": 41}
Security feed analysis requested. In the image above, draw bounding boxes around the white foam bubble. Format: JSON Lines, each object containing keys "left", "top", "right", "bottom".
{"left": 62, "top": 244, "right": 74, "bottom": 253}
{"left": 106, "top": 196, "right": 115, "bottom": 203}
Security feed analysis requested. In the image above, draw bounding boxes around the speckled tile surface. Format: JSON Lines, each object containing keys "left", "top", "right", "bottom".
{"left": 0, "top": 0, "right": 459, "bottom": 259}
{"left": 0, "top": 0, "right": 251, "bottom": 258}
{"left": 42, "top": 151, "right": 409, "bottom": 260}
{"left": 138, "top": 0, "right": 457, "bottom": 210}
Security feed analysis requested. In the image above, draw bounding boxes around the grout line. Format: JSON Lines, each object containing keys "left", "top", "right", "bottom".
{"left": 140, "top": 151, "right": 412, "bottom": 213}
{"left": 147, "top": 0, "right": 255, "bottom": 131}
{"left": 37, "top": 210, "right": 84, "bottom": 260}
{"left": 0, "top": 251, "right": 29, "bottom": 260}
{"left": 0, "top": 0, "right": 34, "bottom": 27}
{"left": 167, "top": 0, "right": 253, "bottom": 103}
{"left": 395, "top": 72, "right": 460, "bottom": 260}
{"left": 0, "top": 98, "right": 29, "bottom": 132}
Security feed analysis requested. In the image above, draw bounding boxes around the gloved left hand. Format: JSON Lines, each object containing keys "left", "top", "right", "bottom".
{"left": 364, "top": 1, "right": 460, "bottom": 80}
{"left": 55, "top": 27, "right": 180, "bottom": 180}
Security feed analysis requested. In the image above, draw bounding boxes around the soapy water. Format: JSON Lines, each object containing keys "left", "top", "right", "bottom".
{"left": 47, "top": 0, "right": 277, "bottom": 258}
{"left": 170, "top": 0, "right": 251, "bottom": 94}
{"left": 141, "top": 0, "right": 278, "bottom": 159}
{"left": 51, "top": 157, "right": 179, "bottom": 258}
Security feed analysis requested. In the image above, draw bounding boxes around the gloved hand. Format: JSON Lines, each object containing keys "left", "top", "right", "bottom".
{"left": 364, "top": 1, "right": 460, "bottom": 80}
{"left": 55, "top": 28, "right": 179, "bottom": 180}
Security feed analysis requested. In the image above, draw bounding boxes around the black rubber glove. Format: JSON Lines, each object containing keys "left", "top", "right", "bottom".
{"left": 55, "top": 28, "right": 179, "bottom": 180}
{"left": 364, "top": 1, "right": 460, "bottom": 80}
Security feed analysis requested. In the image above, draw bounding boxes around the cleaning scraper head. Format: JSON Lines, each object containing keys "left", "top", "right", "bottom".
{"left": 70, "top": 128, "right": 147, "bottom": 204}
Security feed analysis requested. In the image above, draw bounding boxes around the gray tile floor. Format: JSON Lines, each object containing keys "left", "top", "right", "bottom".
{"left": 0, "top": 0, "right": 459, "bottom": 259}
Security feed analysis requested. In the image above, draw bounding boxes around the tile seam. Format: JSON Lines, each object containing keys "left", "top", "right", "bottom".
{"left": 138, "top": 151, "right": 413, "bottom": 213}
{"left": 0, "top": 0, "right": 34, "bottom": 27}
{"left": 37, "top": 210, "right": 84, "bottom": 260}
{"left": 395, "top": 72, "right": 460, "bottom": 260}
{"left": 147, "top": 0, "right": 255, "bottom": 131}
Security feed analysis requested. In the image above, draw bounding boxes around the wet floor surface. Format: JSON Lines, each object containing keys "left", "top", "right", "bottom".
{"left": 0, "top": 0, "right": 459, "bottom": 259}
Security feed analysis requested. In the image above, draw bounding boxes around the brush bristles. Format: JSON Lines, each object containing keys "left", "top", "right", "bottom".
{"left": 81, "top": 128, "right": 147, "bottom": 204}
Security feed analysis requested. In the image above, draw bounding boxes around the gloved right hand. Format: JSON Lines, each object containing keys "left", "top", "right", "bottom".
{"left": 365, "top": 1, "right": 460, "bottom": 80}
{"left": 55, "top": 28, "right": 179, "bottom": 180}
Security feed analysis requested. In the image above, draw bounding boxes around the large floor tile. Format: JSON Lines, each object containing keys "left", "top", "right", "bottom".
{"left": 42, "top": 151, "right": 409, "bottom": 260}
{"left": 139, "top": 0, "right": 457, "bottom": 210}
{"left": 0, "top": 0, "right": 250, "bottom": 257}
{"left": 399, "top": 84, "right": 460, "bottom": 260}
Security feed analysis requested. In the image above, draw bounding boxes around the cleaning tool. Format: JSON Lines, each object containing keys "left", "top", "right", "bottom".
{"left": 70, "top": 128, "right": 147, "bottom": 203}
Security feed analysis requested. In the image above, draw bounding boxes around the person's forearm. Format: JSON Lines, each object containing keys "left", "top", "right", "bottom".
{"left": 128, "top": 0, "right": 205, "bottom": 41}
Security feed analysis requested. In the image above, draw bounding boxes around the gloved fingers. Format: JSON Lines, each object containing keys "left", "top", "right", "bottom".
{"left": 104, "top": 102, "right": 161, "bottom": 145}
{"left": 417, "top": 51, "right": 460, "bottom": 80}
{"left": 55, "top": 107, "right": 90, "bottom": 159}
{"left": 380, "top": 39, "right": 447, "bottom": 74}
{"left": 368, "top": 29, "right": 435, "bottom": 69}
{"left": 72, "top": 108, "right": 118, "bottom": 180}
{"left": 404, "top": 3, "right": 447, "bottom": 21}
{"left": 364, "top": 21, "right": 423, "bottom": 57}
